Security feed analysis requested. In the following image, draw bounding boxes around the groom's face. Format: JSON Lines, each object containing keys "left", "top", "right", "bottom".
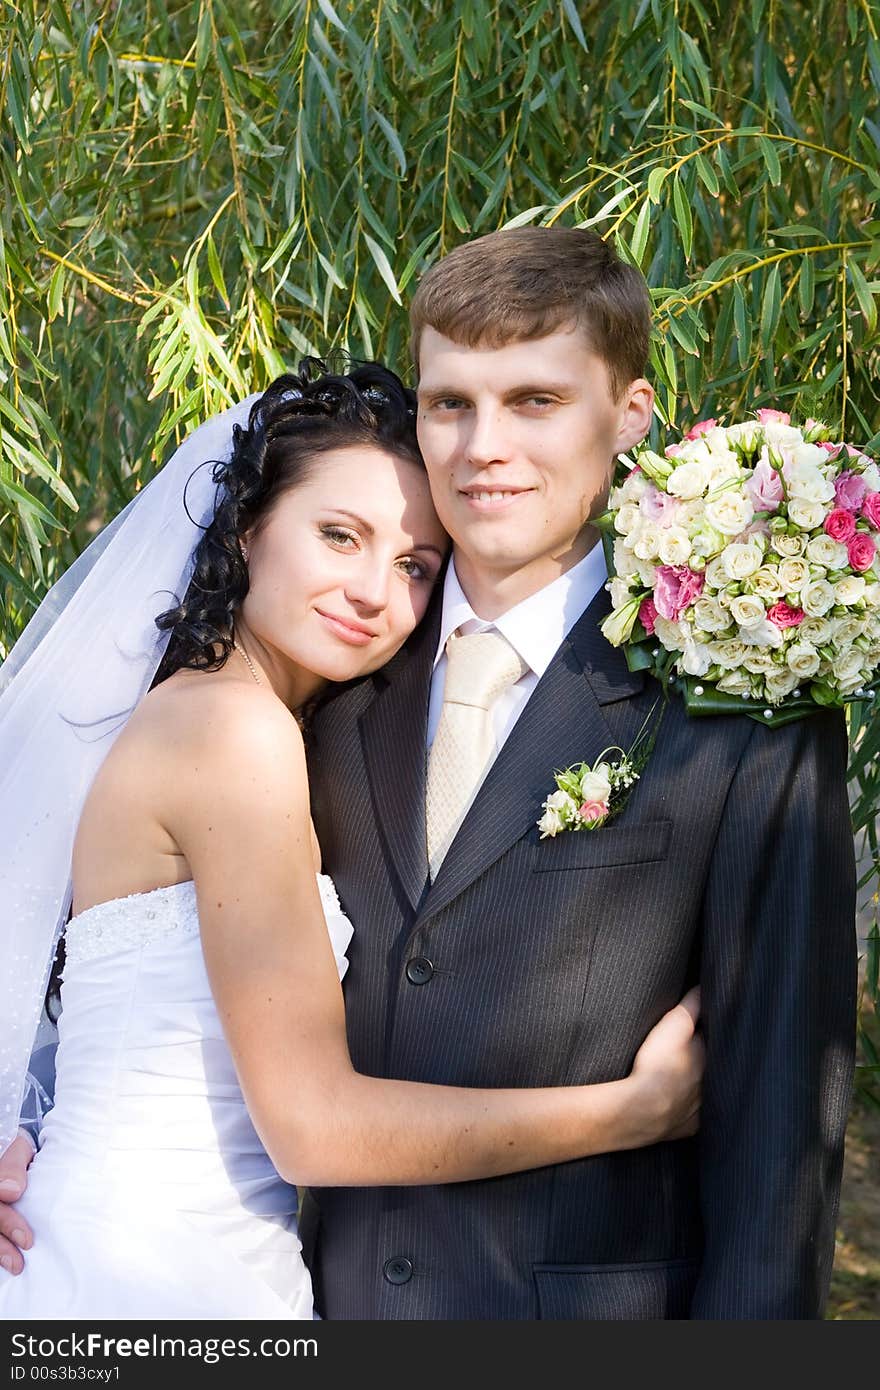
{"left": 415, "top": 325, "right": 652, "bottom": 608}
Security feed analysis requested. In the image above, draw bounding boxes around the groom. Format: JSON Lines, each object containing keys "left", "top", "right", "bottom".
{"left": 301, "top": 226, "right": 856, "bottom": 1319}
{"left": 0, "top": 226, "right": 858, "bottom": 1318}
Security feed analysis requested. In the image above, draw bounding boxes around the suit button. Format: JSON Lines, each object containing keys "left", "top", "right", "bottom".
{"left": 383, "top": 1256, "right": 413, "bottom": 1285}
{"left": 405, "top": 956, "right": 434, "bottom": 985}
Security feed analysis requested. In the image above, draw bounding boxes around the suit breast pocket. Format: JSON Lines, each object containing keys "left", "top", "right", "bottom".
{"left": 533, "top": 1257, "right": 698, "bottom": 1320}
{"left": 531, "top": 818, "right": 672, "bottom": 873}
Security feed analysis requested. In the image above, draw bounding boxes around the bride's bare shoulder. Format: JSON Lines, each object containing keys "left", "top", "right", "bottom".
{"left": 122, "top": 667, "right": 305, "bottom": 775}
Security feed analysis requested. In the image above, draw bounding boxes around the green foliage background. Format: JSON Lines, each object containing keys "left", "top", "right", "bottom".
{"left": 1, "top": 0, "right": 879, "bottom": 1087}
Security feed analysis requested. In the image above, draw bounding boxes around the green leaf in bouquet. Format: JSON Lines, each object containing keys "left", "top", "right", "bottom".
{"left": 677, "top": 677, "right": 823, "bottom": 727}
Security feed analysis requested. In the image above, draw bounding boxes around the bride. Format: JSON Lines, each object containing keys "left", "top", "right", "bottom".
{"left": 0, "top": 361, "right": 702, "bottom": 1319}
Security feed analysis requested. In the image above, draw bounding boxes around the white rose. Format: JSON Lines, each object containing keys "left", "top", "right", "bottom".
{"left": 771, "top": 532, "right": 806, "bottom": 557}
{"left": 657, "top": 526, "right": 693, "bottom": 566}
{"left": 738, "top": 618, "right": 783, "bottom": 648}
{"left": 681, "top": 638, "right": 712, "bottom": 676}
{"left": 803, "top": 580, "right": 836, "bottom": 616}
{"left": 546, "top": 789, "right": 577, "bottom": 816}
{"left": 631, "top": 522, "right": 661, "bottom": 561}
{"left": 613, "top": 539, "right": 641, "bottom": 578}
{"left": 835, "top": 575, "right": 867, "bottom": 605}
{"left": 834, "top": 648, "right": 868, "bottom": 687}
{"left": 579, "top": 767, "right": 612, "bottom": 806}
{"left": 764, "top": 669, "right": 801, "bottom": 701}
{"left": 676, "top": 499, "right": 704, "bottom": 528}
{"left": 763, "top": 421, "right": 803, "bottom": 450}
{"left": 616, "top": 467, "right": 649, "bottom": 502}
{"left": 786, "top": 642, "right": 821, "bottom": 678}
{"left": 538, "top": 807, "right": 565, "bottom": 837}
{"left": 730, "top": 594, "right": 768, "bottom": 629}
{"left": 721, "top": 541, "right": 763, "bottom": 579}
{"left": 829, "top": 615, "right": 863, "bottom": 647}
{"left": 717, "top": 670, "right": 754, "bottom": 696}
{"left": 637, "top": 559, "right": 658, "bottom": 587}
{"left": 614, "top": 502, "right": 642, "bottom": 534}
{"left": 799, "top": 616, "right": 833, "bottom": 645}
{"left": 705, "top": 456, "right": 742, "bottom": 488}
{"left": 743, "top": 648, "right": 781, "bottom": 674}
{"left": 790, "top": 442, "right": 830, "bottom": 470}
{"left": 679, "top": 439, "right": 713, "bottom": 466}
{"left": 609, "top": 576, "right": 636, "bottom": 610}
{"left": 750, "top": 565, "right": 786, "bottom": 601}
{"left": 703, "top": 556, "right": 730, "bottom": 589}
{"left": 705, "top": 490, "right": 754, "bottom": 535}
{"left": 806, "top": 534, "right": 849, "bottom": 569}
{"left": 786, "top": 498, "right": 826, "bottom": 531}
{"left": 709, "top": 640, "right": 749, "bottom": 670}
{"left": 777, "top": 557, "right": 810, "bottom": 592}
{"left": 667, "top": 461, "right": 709, "bottom": 499}
{"left": 690, "top": 525, "right": 728, "bottom": 561}
{"left": 692, "top": 596, "right": 731, "bottom": 633}
{"left": 785, "top": 465, "right": 834, "bottom": 504}
{"left": 652, "top": 615, "right": 685, "bottom": 651}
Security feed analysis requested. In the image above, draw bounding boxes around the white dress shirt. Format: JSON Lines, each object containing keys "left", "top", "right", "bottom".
{"left": 427, "top": 544, "right": 608, "bottom": 755}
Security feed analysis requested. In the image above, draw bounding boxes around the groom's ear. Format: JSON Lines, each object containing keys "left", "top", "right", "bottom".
{"left": 614, "top": 378, "right": 654, "bottom": 455}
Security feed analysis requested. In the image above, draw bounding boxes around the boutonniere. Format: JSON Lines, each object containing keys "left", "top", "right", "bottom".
{"left": 536, "top": 701, "right": 663, "bottom": 838}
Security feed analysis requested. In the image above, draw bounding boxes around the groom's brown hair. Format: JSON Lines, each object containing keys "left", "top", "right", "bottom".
{"left": 409, "top": 225, "right": 652, "bottom": 400}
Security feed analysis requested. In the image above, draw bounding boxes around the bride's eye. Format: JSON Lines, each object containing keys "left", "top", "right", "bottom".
{"left": 396, "top": 556, "right": 431, "bottom": 582}
{"left": 320, "top": 525, "right": 359, "bottom": 549}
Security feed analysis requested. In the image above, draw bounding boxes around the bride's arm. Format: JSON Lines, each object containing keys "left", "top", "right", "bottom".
{"left": 167, "top": 690, "right": 702, "bottom": 1189}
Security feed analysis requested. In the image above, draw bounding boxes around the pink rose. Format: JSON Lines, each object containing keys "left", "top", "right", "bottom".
{"left": 579, "top": 800, "right": 609, "bottom": 823}
{"left": 756, "top": 408, "right": 791, "bottom": 425}
{"left": 834, "top": 470, "right": 867, "bottom": 512}
{"left": 745, "top": 457, "right": 784, "bottom": 511}
{"left": 825, "top": 507, "right": 857, "bottom": 543}
{"left": 640, "top": 483, "right": 682, "bottom": 527}
{"left": 639, "top": 597, "right": 658, "bottom": 636}
{"left": 664, "top": 442, "right": 684, "bottom": 458}
{"left": 848, "top": 533, "right": 877, "bottom": 573}
{"left": 685, "top": 418, "right": 717, "bottom": 440}
{"left": 861, "top": 491, "right": 880, "bottom": 529}
{"left": 817, "top": 441, "right": 843, "bottom": 456}
{"left": 653, "top": 565, "right": 705, "bottom": 621}
{"left": 767, "top": 601, "right": 805, "bottom": 629}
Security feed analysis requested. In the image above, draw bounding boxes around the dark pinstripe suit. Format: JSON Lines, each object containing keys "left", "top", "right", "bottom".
{"left": 303, "top": 584, "right": 857, "bottom": 1319}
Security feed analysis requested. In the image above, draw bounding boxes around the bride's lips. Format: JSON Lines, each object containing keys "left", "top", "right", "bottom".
{"left": 315, "top": 610, "right": 376, "bottom": 646}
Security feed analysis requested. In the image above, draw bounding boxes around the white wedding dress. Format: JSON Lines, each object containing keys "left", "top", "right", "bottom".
{"left": 0, "top": 875, "right": 353, "bottom": 1320}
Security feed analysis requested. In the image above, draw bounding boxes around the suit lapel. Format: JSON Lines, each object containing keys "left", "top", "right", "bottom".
{"left": 419, "top": 585, "right": 644, "bottom": 922}
{"left": 359, "top": 591, "right": 441, "bottom": 911}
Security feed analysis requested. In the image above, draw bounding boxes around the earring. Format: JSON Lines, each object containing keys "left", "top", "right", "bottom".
{"left": 241, "top": 543, "right": 249, "bottom": 562}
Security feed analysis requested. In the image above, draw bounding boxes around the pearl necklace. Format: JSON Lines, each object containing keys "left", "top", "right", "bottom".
{"left": 233, "top": 639, "right": 262, "bottom": 687}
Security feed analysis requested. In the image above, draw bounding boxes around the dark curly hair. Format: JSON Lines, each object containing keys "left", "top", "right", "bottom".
{"left": 151, "top": 358, "right": 422, "bottom": 686}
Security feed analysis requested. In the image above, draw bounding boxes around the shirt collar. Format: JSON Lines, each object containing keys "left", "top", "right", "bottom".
{"left": 433, "top": 543, "right": 608, "bottom": 679}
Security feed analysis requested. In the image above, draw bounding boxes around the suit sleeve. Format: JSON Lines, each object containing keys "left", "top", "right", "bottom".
{"left": 690, "top": 708, "right": 857, "bottom": 1318}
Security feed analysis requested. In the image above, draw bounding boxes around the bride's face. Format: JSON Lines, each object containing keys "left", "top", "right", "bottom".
{"left": 238, "top": 445, "right": 448, "bottom": 700}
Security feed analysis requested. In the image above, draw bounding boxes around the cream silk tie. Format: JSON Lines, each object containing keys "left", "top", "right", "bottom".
{"left": 425, "top": 629, "right": 528, "bottom": 880}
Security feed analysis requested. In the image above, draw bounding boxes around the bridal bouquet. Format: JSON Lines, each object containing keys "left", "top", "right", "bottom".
{"left": 598, "top": 410, "right": 880, "bottom": 726}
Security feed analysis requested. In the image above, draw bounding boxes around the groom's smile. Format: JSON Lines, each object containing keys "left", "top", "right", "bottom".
{"left": 415, "top": 325, "right": 653, "bottom": 617}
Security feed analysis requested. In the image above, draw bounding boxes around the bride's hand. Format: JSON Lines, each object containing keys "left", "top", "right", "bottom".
{"left": 627, "top": 987, "right": 703, "bottom": 1145}
{"left": 0, "top": 1131, "right": 35, "bottom": 1275}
